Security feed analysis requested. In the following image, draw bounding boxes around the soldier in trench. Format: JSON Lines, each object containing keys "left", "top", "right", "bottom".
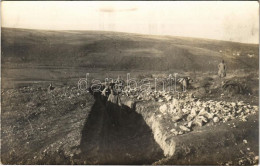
{"left": 106, "top": 83, "right": 122, "bottom": 127}
{"left": 218, "top": 60, "right": 226, "bottom": 78}
{"left": 101, "top": 83, "right": 110, "bottom": 104}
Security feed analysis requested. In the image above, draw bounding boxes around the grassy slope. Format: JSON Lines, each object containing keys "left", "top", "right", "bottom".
{"left": 2, "top": 28, "right": 259, "bottom": 72}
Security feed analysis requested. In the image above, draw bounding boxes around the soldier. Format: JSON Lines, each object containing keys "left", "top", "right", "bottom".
{"left": 177, "top": 77, "right": 192, "bottom": 92}
{"left": 218, "top": 60, "right": 226, "bottom": 78}
{"left": 106, "top": 88, "right": 121, "bottom": 127}
{"left": 101, "top": 83, "right": 110, "bottom": 104}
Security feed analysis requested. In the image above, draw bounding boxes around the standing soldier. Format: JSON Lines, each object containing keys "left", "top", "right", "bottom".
{"left": 106, "top": 84, "right": 121, "bottom": 127}
{"left": 101, "top": 83, "right": 110, "bottom": 104}
{"left": 218, "top": 60, "right": 226, "bottom": 78}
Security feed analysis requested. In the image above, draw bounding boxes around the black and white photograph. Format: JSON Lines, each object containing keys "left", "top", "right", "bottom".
{"left": 1, "top": 1, "right": 259, "bottom": 165}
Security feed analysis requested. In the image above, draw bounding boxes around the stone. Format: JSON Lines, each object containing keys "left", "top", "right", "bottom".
{"left": 170, "top": 128, "right": 178, "bottom": 135}
{"left": 158, "top": 99, "right": 164, "bottom": 102}
{"left": 237, "top": 101, "right": 244, "bottom": 106}
{"left": 199, "top": 116, "right": 208, "bottom": 123}
{"left": 182, "top": 108, "right": 189, "bottom": 114}
{"left": 187, "top": 121, "right": 193, "bottom": 128}
{"left": 172, "top": 98, "right": 179, "bottom": 107}
{"left": 165, "top": 95, "right": 172, "bottom": 101}
{"left": 230, "top": 102, "right": 236, "bottom": 107}
{"left": 207, "top": 113, "right": 214, "bottom": 119}
{"left": 241, "top": 116, "right": 248, "bottom": 122}
{"left": 170, "top": 128, "right": 176, "bottom": 132}
{"left": 199, "top": 108, "right": 206, "bottom": 114}
{"left": 196, "top": 101, "right": 202, "bottom": 107}
{"left": 190, "top": 108, "right": 197, "bottom": 116}
{"left": 159, "top": 104, "right": 168, "bottom": 114}
{"left": 187, "top": 114, "right": 195, "bottom": 121}
{"left": 213, "top": 117, "right": 220, "bottom": 123}
{"left": 178, "top": 131, "right": 184, "bottom": 135}
{"left": 193, "top": 116, "right": 208, "bottom": 127}
{"left": 193, "top": 119, "right": 203, "bottom": 127}
{"left": 180, "top": 125, "right": 190, "bottom": 132}
{"left": 243, "top": 139, "right": 248, "bottom": 144}
{"left": 172, "top": 113, "right": 183, "bottom": 122}
{"left": 137, "top": 96, "right": 142, "bottom": 100}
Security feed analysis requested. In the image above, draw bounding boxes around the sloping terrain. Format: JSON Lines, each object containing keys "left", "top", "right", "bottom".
{"left": 1, "top": 28, "right": 259, "bottom": 164}
{"left": 2, "top": 28, "right": 258, "bottom": 72}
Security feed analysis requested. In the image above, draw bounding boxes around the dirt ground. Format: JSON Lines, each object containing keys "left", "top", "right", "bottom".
{"left": 1, "top": 69, "right": 259, "bottom": 164}
{"left": 1, "top": 85, "right": 163, "bottom": 164}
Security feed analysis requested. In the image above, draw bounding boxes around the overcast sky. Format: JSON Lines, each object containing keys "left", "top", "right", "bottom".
{"left": 2, "top": 1, "right": 259, "bottom": 44}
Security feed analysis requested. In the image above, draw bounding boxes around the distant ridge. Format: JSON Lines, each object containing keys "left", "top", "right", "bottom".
{"left": 2, "top": 27, "right": 259, "bottom": 71}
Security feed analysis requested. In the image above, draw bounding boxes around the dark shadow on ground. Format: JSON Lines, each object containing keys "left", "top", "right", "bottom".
{"left": 79, "top": 94, "right": 164, "bottom": 164}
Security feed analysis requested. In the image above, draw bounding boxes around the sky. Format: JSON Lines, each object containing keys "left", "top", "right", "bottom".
{"left": 1, "top": 1, "right": 259, "bottom": 44}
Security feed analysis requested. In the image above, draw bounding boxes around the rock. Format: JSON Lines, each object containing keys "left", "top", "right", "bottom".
{"left": 198, "top": 108, "right": 207, "bottom": 115}
{"left": 199, "top": 116, "right": 208, "bottom": 123}
{"left": 190, "top": 108, "right": 197, "bottom": 116}
{"left": 180, "top": 125, "right": 190, "bottom": 132}
{"left": 194, "top": 116, "right": 208, "bottom": 127}
{"left": 165, "top": 95, "right": 172, "bottom": 101}
{"left": 172, "top": 98, "right": 179, "bottom": 107}
{"left": 243, "top": 139, "right": 248, "bottom": 144}
{"left": 170, "top": 128, "right": 176, "bottom": 132}
{"left": 172, "top": 113, "right": 183, "bottom": 122}
{"left": 207, "top": 113, "right": 214, "bottom": 119}
{"left": 187, "top": 121, "right": 193, "bottom": 128}
{"left": 237, "top": 108, "right": 243, "bottom": 114}
{"left": 237, "top": 101, "right": 244, "bottom": 106}
{"left": 189, "top": 93, "right": 194, "bottom": 98}
{"left": 241, "top": 116, "right": 248, "bottom": 122}
{"left": 193, "top": 118, "right": 203, "bottom": 127}
{"left": 182, "top": 108, "right": 189, "bottom": 114}
{"left": 213, "top": 117, "right": 220, "bottom": 123}
{"left": 158, "top": 99, "right": 164, "bottom": 102}
{"left": 137, "top": 96, "right": 142, "bottom": 100}
{"left": 170, "top": 128, "right": 178, "bottom": 135}
{"left": 124, "top": 100, "right": 135, "bottom": 109}
{"left": 178, "top": 131, "right": 184, "bottom": 135}
{"left": 224, "top": 116, "right": 231, "bottom": 122}
{"left": 187, "top": 114, "right": 195, "bottom": 121}
{"left": 230, "top": 102, "right": 236, "bottom": 107}
{"left": 159, "top": 104, "right": 168, "bottom": 114}
{"left": 196, "top": 101, "right": 202, "bottom": 107}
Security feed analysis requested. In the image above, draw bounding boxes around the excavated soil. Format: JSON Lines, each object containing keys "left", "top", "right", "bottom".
{"left": 1, "top": 84, "right": 259, "bottom": 165}
{"left": 79, "top": 95, "right": 164, "bottom": 164}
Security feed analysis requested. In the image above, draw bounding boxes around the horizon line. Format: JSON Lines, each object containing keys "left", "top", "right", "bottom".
{"left": 2, "top": 26, "right": 259, "bottom": 45}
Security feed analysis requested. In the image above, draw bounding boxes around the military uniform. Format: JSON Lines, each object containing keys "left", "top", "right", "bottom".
{"left": 218, "top": 62, "right": 226, "bottom": 78}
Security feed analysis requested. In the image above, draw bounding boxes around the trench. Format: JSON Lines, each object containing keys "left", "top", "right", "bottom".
{"left": 79, "top": 93, "right": 164, "bottom": 164}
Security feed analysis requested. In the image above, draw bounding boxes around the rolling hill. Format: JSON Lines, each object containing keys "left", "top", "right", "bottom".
{"left": 2, "top": 27, "right": 259, "bottom": 72}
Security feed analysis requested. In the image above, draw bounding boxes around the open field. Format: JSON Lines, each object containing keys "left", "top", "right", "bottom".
{"left": 1, "top": 28, "right": 259, "bottom": 164}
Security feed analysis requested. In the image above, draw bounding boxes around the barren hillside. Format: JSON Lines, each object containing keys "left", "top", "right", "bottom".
{"left": 2, "top": 28, "right": 258, "bottom": 71}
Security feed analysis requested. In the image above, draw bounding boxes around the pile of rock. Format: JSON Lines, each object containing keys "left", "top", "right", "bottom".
{"left": 123, "top": 90, "right": 175, "bottom": 102}
{"left": 158, "top": 98, "right": 258, "bottom": 134}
